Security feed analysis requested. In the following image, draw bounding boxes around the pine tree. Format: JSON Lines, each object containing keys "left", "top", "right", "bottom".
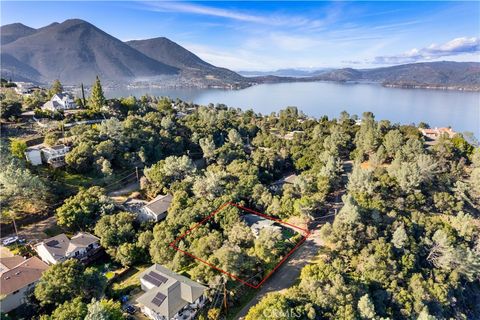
{"left": 89, "top": 76, "right": 105, "bottom": 111}
{"left": 358, "top": 294, "right": 376, "bottom": 319}
{"left": 49, "top": 79, "right": 63, "bottom": 97}
{"left": 81, "top": 83, "right": 86, "bottom": 107}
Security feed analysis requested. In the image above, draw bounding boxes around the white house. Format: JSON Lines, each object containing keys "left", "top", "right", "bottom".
{"left": 419, "top": 127, "right": 457, "bottom": 140}
{"left": 136, "top": 264, "right": 207, "bottom": 320}
{"left": 41, "top": 145, "right": 70, "bottom": 167}
{"left": 14, "top": 82, "right": 37, "bottom": 95}
{"left": 24, "top": 144, "right": 70, "bottom": 167}
{"left": 25, "top": 146, "right": 43, "bottom": 166}
{"left": 0, "top": 256, "right": 49, "bottom": 313}
{"left": 139, "top": 194, "right": 173, "bottom": 222}
{"left": 35, "top": 232, "right": 100, "bottom": 265}
{"left": 42, "top": 93, "right": 77, "bottom": 112}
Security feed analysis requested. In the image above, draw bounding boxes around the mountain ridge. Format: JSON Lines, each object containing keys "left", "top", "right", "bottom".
{"left": 1, "top": 19, "right": 479, "bottom": 90}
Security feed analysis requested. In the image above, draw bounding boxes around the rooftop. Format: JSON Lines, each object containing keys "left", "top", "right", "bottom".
{"left": 36, "top": 232, "right": 99, "bottom": 259}
{"left": 144, "top": 194, "right": 173, "bottom": 216}
{"left": 0, "top": 256, "right": 48, "bottom": 295}
{"left": 137, "top": 264, "right": 206, "bottom": 318}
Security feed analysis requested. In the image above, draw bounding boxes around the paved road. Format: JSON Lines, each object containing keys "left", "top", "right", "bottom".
{"left": 1, "top": 216, "right": 57, "bottom": 244}
{"left": 235, "top": 228, "right": 323, "bottom": 319}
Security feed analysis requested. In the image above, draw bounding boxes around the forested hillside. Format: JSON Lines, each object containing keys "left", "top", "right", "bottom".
{"left": 247, "top": 113, "right": 480, "bottom": 319}
{"left": 1, "top": 82, "right": 478, "bottom": 319}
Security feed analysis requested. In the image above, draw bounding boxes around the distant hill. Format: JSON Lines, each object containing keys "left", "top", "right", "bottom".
{"left": 239, "top": 68, "right": 331, "bottom": 77}
{"left": 0, "top": 23, "right": 36, "bottom": 45}
{"left": 0, "top": 19, "right": 179, "bottom": 85}
{"left": 126, "top": 37, "right": 245, "bottom": 87}
{"left": 313, "top": 62, "right": 480, "bottom": 90}
{"left": 1, "top": 19, "right": 478, "bottom": 90}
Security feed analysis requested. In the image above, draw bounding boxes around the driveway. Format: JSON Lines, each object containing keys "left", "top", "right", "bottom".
{"left": 235, "top": 227, "right": 323, "bottom": 319}
{"left": 235, "top": 161, "right": 351, "bottom": 319}
{"left": 1, "top": 215, "right": 58, "bottom": 244}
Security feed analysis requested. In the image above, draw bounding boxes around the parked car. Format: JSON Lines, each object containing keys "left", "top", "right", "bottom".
{"left": 122, "top": 304, "right": 137, "bottom": 315}
{"left": 2, "top": 236, "right": 19, "bottom": 246}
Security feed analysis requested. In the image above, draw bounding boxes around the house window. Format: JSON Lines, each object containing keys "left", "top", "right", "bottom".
{"left": 12, "top": 290, "right": 19, "bottom": 294}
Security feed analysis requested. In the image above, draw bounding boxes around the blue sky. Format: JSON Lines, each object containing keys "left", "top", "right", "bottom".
{"left": 2, "top": 1, "right": 479, "bottom": 70}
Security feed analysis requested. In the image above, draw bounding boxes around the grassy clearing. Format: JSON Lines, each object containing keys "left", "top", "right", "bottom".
{"left": 107, "top": 265, "right": 148, "bottom": 299}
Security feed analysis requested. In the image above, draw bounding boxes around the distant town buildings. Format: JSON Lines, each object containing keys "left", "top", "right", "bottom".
{"left": 35, "top": 232, "right": 101, "bottom": 265}
{"left": 42, "top": 93, "right": 77, "bottom": 112}
{"left": 139, "top": 194, "right": 173, "bottom": 222}
{"left": 14, "top": 82, "right": 39, "bottom": 95}
{"left": 0, "top": 256, "right": 49, "bottom": 313}
{"left": 419, "top": 127, "right": 457, "bottom": 140}
{"left": 136, "top": 264, "right": 207, "bottom": 320}
{"left": 25, "top": 144, "right": 70, "bottom": 167}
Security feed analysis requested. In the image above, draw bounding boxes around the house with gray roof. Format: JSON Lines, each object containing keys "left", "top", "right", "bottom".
{"left": 42, "top": 92, "right": 77, "bottom": 112}
{"left": 34, "top": 232, "right": 100, "bottom": 265}
{"left": 241, "top": 214, "right": 282, "bottom": 237}
{"left": 0, "top": 256, "right": 49, "bottom": 313}
{"left": 139, "top": 194, "right": 173, "bottom": 222}
{"left": 137, "top": 264, "right": 207, "bottom": 320}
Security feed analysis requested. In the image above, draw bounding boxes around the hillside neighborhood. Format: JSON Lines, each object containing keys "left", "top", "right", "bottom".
{"left": 1, "top": 2, "right": 480, "bottom": 318}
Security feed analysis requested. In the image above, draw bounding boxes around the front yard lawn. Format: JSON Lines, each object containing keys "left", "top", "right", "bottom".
{"left": 107, "top": 265, "right": 148, "bottom": 299}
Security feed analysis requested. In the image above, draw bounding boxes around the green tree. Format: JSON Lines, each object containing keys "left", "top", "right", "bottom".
{"left": 56, "top": 186, "right": 114, "bottom": 230}
{"left": 199, "top": 137, "right": 216, "bottom": 162}
{"left": 9, "top": 138, "right": 27, "bottom": 159}
{"left": 49, "top": 79, "right": 63, "bottom": 97}
{"left": 89, "top": 76, "right": 105, "bottom": 111}
{"left": 358, "top": 294, "right": 376, "bottom": 319}
{"left": 391, "top": 224, "right": 408, "bottom": 249}
{"left": 246, "top": 293, "right": 295, "bottom": 320}
{"left": 0, "top": 99, "right": 22, "bottom": 119}
{"left": 0, "top": 159, "right": 47, "bottom": 207}
{"left": 85, "top": 299, "right": 124, "bottom": 320}
{"left": 34, "top": 260, "right": 103, "bottom": 307}
{"left": 44, "top": 132, "right": 60, "bottom": 147}
{"left": 254, "top": 228, "right": 283, "bottom": 263}
{"left": 50, "top": 297, "right": 87, "bottom": 320}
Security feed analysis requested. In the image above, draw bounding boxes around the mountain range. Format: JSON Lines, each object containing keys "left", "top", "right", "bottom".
{"left": 1, "top": 19, "right": 479, "bottom": 90}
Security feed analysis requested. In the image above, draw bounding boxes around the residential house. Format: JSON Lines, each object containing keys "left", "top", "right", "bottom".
{"left": 136, "top": 264, "right": 207, "bottom": 320}
{"left": 24, "top": 146, "right": 43, "bottom": 166}
{"left": 419, "top": 127, "right": 456, "bottom": 140}
{"left": 42, "top": 93, "right": 77, "bottom": 112}
{"left": 283, "top": 130, "right": 304, "bottom": 141}
{"left": 14, "top": 82, "right": 38, "bottom": 95}
{"left": 35, "top": 232, "right": 100, "bottom": 265}
{"left": 270, "top": 173, "right": 298, "bottom": 192}
{"left": 139, "top": 194, "right": 173, "bottom": 222}
{"left": 41, "top": 144, "right": 70, "bottom": 167}
{"left": 0, "top": 256, "right": 49, "bottom": 313}
{"left": 241, "top": 214, "right": 282, "bottom": 237}
{"left": 24, "top": 144, "right": 70, "bottom": 167}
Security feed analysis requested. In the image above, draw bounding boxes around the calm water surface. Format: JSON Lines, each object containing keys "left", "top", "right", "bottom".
{"left": 106, "top": 82, "right": 480, "bottom": 137}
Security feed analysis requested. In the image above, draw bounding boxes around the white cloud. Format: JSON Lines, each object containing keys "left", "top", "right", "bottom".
{"left": 141, "top": 1, "right": 342, "bottom": 30}
{"left": 373, "top": 37, "right": 480, "bottom": 64}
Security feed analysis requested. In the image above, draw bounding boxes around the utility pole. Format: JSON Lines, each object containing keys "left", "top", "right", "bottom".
{"left": 135, "top": 166, "right": 139, "bottom": 182}
{"left": 10, "top": 211, "right": 18, "bottom": 237}
{"left": 223, "top": 280, "right": 228, "bottom": 313}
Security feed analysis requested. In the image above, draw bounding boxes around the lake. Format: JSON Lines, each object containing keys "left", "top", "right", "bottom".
{"left": 106, "top": 82, "right": 480, "bottom": 137}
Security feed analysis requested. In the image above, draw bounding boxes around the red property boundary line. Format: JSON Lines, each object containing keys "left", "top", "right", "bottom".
{"left": 169, "top": 202, "right": 311, "bottom": 289}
